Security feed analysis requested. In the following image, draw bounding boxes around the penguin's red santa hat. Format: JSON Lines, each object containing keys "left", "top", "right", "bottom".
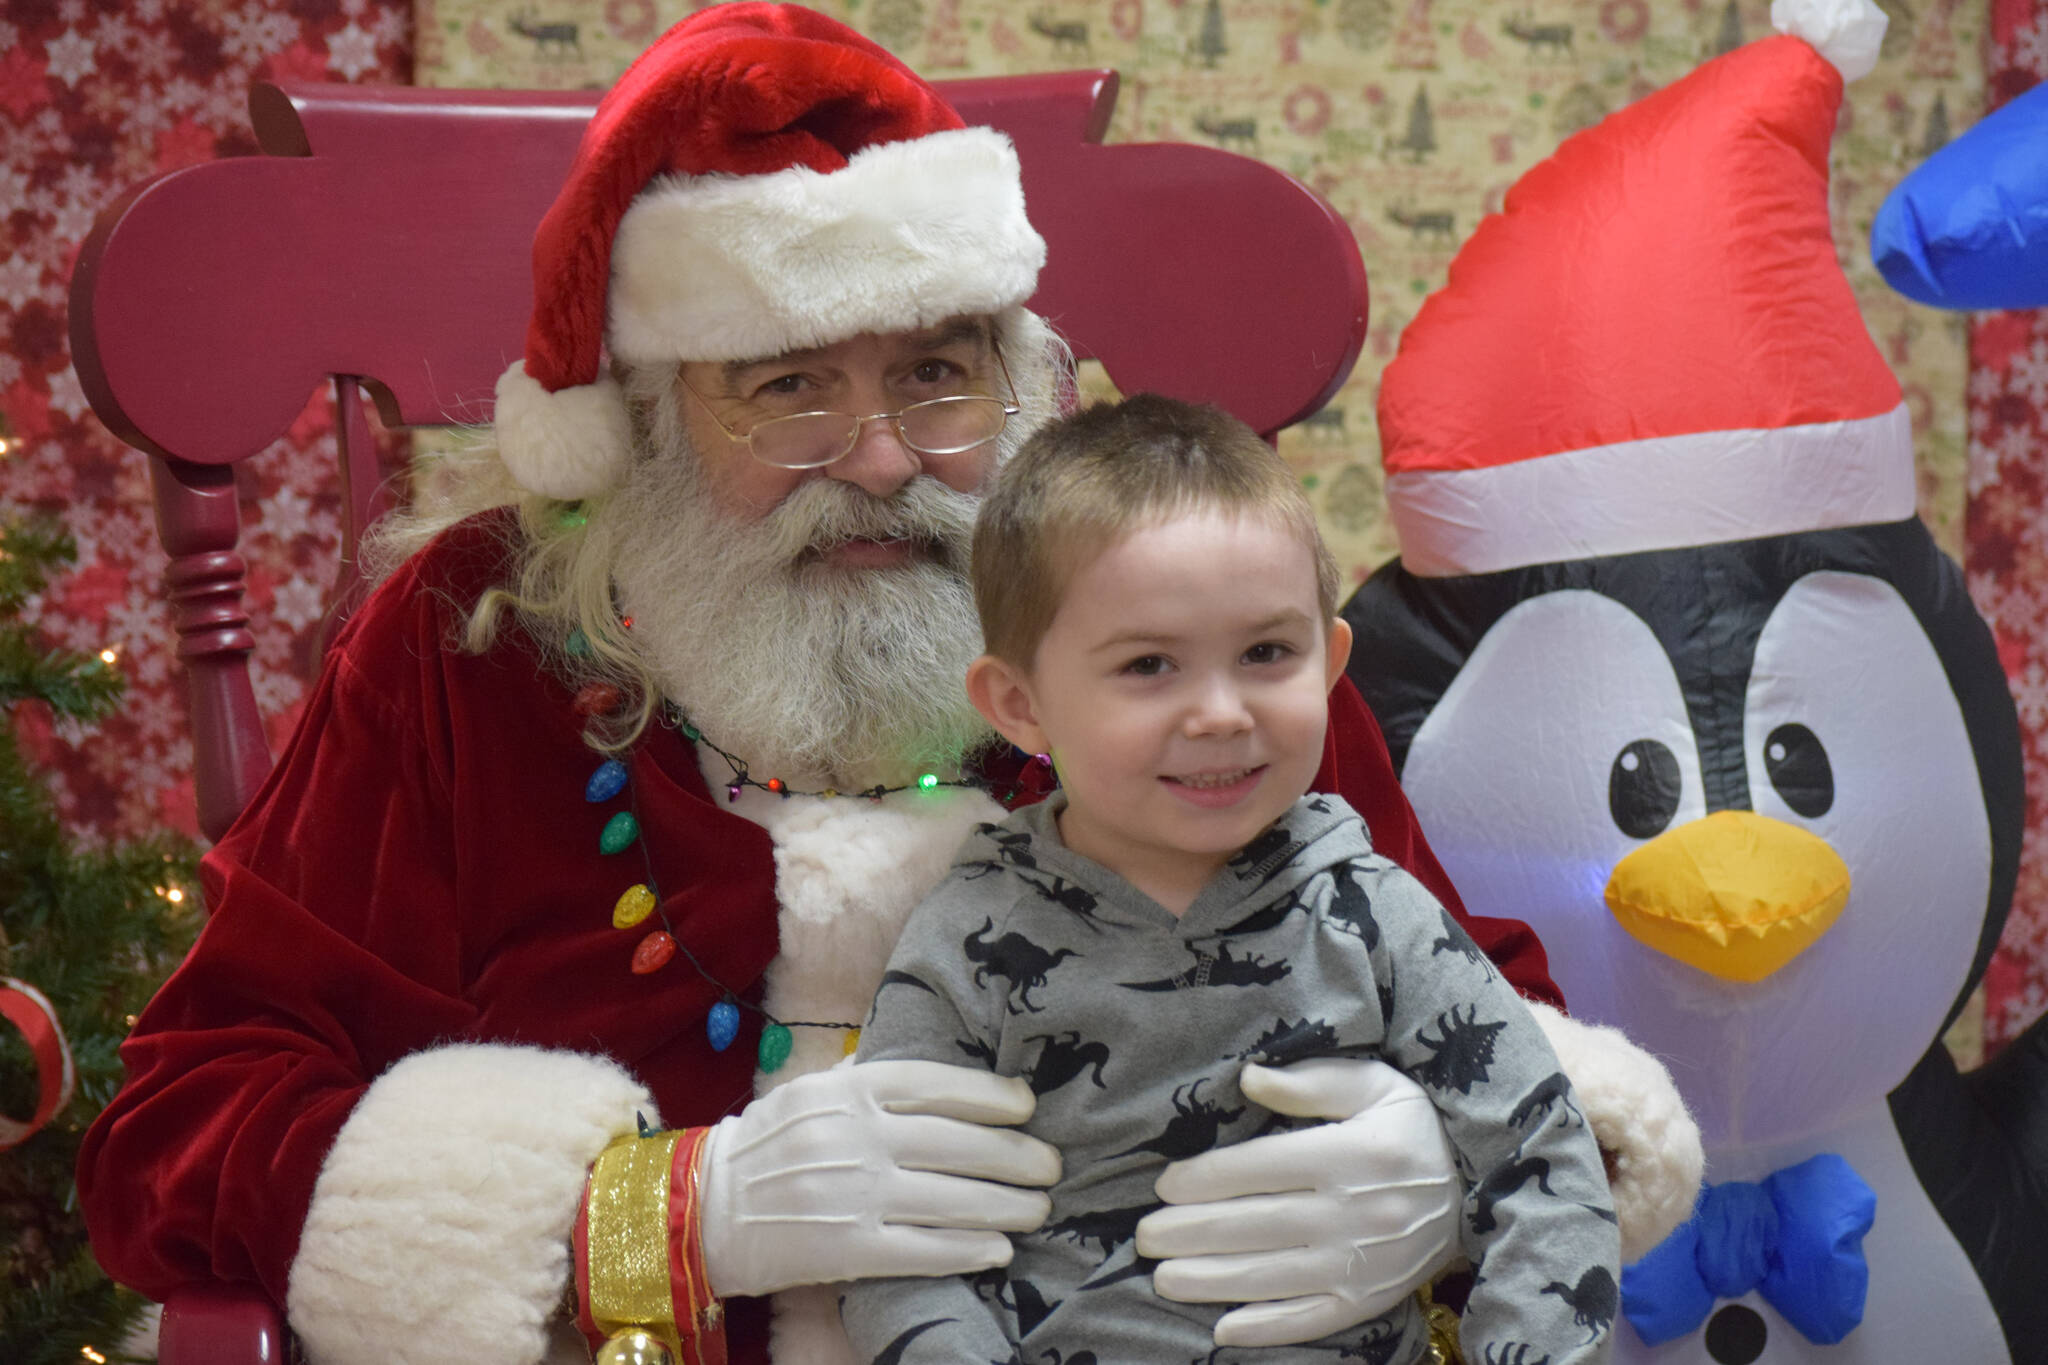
{"left": 494, "top": 2, "right": 1047, "bottom": 500}
{"left": 1380, "top": 0, "right": 1903, "bottom": 578}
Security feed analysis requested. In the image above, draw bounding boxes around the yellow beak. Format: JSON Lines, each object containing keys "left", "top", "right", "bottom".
{"left": 1604, "top": 809, "right": 1851, "bottom": 982}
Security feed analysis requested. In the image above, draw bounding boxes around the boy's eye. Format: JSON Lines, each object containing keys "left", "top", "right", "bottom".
{"left": 1243, "top": 641, "right": 1295, "bottom": 665}
{"left": 1123, "top": 655, "right": 1168, "bottom": 677}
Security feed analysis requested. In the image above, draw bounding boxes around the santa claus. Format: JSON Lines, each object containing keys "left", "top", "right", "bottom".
{"left": 78, "top": 6, "right": 1698, "bottom": 1363}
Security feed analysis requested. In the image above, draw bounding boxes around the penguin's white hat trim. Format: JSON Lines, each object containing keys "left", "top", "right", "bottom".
{"left": 1388, "top": 402, "right": 1915, "bottom": 577}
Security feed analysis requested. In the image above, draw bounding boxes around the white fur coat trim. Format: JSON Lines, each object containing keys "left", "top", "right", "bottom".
{"left": 287, "top": 1043, "right": 656, "bottom": 1365}
{"left": 609, "top": 126, "right": 1046, "bottom": 367}
{"left": 708, "top": 754, "right": 1005, "bottom": 1365}
{"left": 1528, "top": 1001, "right": 1705, "bottom": 1261}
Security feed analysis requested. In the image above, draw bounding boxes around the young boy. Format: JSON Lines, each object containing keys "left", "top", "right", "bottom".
{"left": 841, "top": 396, "right": 1618, "bottom": 1365}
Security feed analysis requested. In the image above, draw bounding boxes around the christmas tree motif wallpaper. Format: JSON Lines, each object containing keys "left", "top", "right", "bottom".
{"left": 2, "top": 0, "right": 2045, "bottom": 1053}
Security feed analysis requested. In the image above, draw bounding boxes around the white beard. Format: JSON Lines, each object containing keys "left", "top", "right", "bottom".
{"left": 607, "top": 430, "right": 998, "bottom": 792}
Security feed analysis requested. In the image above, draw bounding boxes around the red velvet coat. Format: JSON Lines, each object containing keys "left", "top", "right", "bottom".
{"left": 77, "top": 512, "right": 1558, "bottom": 1357}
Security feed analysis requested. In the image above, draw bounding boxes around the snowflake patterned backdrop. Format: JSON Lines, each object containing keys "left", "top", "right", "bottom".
{"left": 3, "top": 0, "right": 2043, "bottom": 1051}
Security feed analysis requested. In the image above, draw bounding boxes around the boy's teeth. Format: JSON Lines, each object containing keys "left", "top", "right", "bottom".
{"left": 1179, "top": 769, "right": 1251, "bottom": 788}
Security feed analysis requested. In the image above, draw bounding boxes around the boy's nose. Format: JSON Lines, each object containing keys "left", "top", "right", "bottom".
{"left": 1184, "top": 676, "right": 1254, "bottom": 736}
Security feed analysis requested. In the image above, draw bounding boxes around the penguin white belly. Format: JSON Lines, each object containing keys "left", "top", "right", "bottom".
{"left": 1614, "top": 1104, "right": 2008, "bottom": 1364}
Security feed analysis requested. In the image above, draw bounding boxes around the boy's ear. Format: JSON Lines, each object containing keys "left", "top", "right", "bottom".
{"left": 1324, "top": 617, "right": 1354, "bottom": 692}
{"left": 966, "top": 653, "right": 1050, "bottom": 756}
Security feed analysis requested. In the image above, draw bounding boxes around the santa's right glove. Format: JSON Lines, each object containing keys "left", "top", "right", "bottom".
{"left": 699, "top": 1059, "right": 1059, "bottom": 1296}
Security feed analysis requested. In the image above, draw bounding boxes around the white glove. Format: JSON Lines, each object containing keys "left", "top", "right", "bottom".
{"left": 697, "top": 1059, "right": 1062, "bottom": 1298}
{"left": 1135, "top": 1057, "right": 1460, "bottom": 1347}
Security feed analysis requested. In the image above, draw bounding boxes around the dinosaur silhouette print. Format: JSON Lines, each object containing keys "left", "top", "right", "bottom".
{"left": 1076, "top": 1252, "right": 1159, "bottom": 1290}
{"left": 1431, "top": 906, "right": 1494, "bottom": 979}
{"left": 1414, "top": 1004, "right": 1508, "bottom": 1093}
{"left": 1016, "top": 871, "right": 1110, "bottom": 933}
{"left": 876, "top": 968, "right": 937, "bottom": 998}
{"left": 1204, "top": 886, "right": 1311, "bottom": 938}
{"left": 1108, "top": 1078, "right": 1245, "bottom": 1160}
{"left": 956, "top": 1035, "right": 998, "bottom": 1068}
{"left": 962, "top": 825, "right": 1040, "bottom": 880}
{"left": 872, "top": 1318, "right": 955, "bottom": 1365}
{"left": 1468, "top": 1155, "right": 1555, "bottom": 1235}
{"left": 1482, "top": 1347, "right": 1552, "bottom": 1365}
{"left": 1541, "top": 1265, "right": 1618, "bottom": 1344}
{"left": 1025, "top": 1030, "right": 1111, "bottom": 1094}
{"left": 1506, "top": 1071, "right": 1585, "bottom": 1132}
{"left": 1325, "top": 860, "right": 1380, "bottom": 949}
{"left": 1377, "top": 956, "right": 1397, "bottom": 1030}
{"left": 1119, "top": 941, "right": 1291, "bottom": 992}
{"left": 1335, "top": 1320, "right": 1406, "bottom": 1365}
{"left": 965, "top": 917, "right": 1079, "bottom": 1013}
{"left": 1039, "top": 1351, "right": 1097, "bottom": 1365}
{"left": 1227, "top": 824, "right": 1304, "bottom": 886}
{"left": 997, "top": 1276, "right": 1058, "bottom": 1337}
{"left": 1043, "top": 1201, "right": 1152, "bottom": 1258}
{"left": 1237, "top": 1016, "right": 1339, "bottom": 1067}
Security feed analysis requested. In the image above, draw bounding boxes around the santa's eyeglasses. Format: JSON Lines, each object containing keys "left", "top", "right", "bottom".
{"left": 677, "top": 346, "right": 1021, "bottom": 471}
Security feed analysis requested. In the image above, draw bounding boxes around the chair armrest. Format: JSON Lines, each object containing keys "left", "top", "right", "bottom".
{"left": 157, "top": 1283, "right": 289, "bottom": 1365}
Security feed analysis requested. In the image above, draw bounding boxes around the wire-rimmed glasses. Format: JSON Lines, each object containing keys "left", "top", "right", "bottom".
{"left": 678, "top": 347, "right": 1022, "bottom": 471}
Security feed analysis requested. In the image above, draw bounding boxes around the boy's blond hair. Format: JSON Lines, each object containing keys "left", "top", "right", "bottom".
{"left": 973, "top": 393, "right": 1341, "bottom": 668}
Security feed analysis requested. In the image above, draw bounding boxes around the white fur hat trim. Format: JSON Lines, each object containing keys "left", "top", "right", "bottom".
{"left": 1527, "top": 1001, "right": 1705, "bottom": 1262}
{"left": 609, "top": 126, "right": 1046, "bottom": 366}
{"left": 494, "top": 359, "right": 637, "bottom": 501}
{"left": 286, "top": 1043, "right": 656, "bottom": 1365}
{"left": 1771, "top": 0, "right": 1888, "bottom": 81}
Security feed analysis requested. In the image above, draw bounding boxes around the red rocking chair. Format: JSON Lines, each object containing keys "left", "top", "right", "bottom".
{"left": 68, "top": 69, "right": 1368, "bottom": 1364}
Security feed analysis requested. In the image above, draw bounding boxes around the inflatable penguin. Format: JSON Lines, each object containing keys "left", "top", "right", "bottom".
{"left": 1342, "top": 2, "right": 2048, "bottom": 1361}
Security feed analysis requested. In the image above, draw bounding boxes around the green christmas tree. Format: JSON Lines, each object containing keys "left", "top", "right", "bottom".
{"left": 0, "top": 509, "right": 199, "bottom": 1365}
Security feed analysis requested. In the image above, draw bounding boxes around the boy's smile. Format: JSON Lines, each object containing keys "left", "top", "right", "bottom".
{"left": 969, "top": 506, "right": 1352, "bottom": 913}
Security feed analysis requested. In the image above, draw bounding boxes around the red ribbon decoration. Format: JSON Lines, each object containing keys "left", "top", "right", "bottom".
{"left": 0, "top": 977, "right": 76, "bottom": 1149}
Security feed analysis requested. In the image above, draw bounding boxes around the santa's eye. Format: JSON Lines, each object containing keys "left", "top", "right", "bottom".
{"left": 1763, "top": 723, "right": 1833, "bottom": 818}
{"left": 1609, "top": 739, "right": 1682, "bottom": 838}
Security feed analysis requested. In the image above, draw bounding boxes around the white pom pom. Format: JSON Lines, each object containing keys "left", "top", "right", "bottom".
{"left": 1771, "top": 0, "right": 1888, "bottom": 82}
{"left": 493, "top": 359, "right": 635, "bottom": 500}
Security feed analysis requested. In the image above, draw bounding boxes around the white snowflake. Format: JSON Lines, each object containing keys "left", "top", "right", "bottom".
{"left": 125, "top": 89, "right": 169, "bottom": 136}
{"left": 325, "top": 23, "right": 381, "bottom": 80}
{"left": 251, "top": 665, "right": 304, "bottom": 717}
{"left": 57, "top": 0, "right": 85, "bottom": 23}
{"left": 42, "top": 28, "right": 97, "bottom": 87}
{"left": 160, "top": 75, "right": 204, "bottom": 113}
{"left": 197, "top": 82, "right": 246, "bottom": 131}
{"left": 130, "top": 34, "right": 177, "bottom": 81}
{"left": 339, "top": 0, "right": 366, "bottom": 13}
{"left": 368, "top": 8, "right": 409, "bottom": 49}
{"left": 272, "top": 575, "right": 326, "bottom": 632}
{"left": 0, "top": 353, "right": 20, "bottom": 387}
{"left": 98, "top": 14, "right": 138, "bottom": 57}
{"left": 1967, "top": 445, "right": 2005, "bottom": 497}
{"left": 51, "top": 196, "right": 99, "bottom": 245}
{"left": 132, "top": 0, "right": 166, "bottom": 23}
{"left": 45, "top": 366, "right": 90, "bottom": 421}
{"left": 262, "top": 485, "right": 315, "bottom": 542}
{"left": 1994, "top": 423, "right": 2038, "bottom": 470}
{"left": 0, "top": 166, "right": 30, "bottom": 218}
{"left": 2010, "top": 340, "right": 2048, "bottom": 410}
{"left": 2013, "top": 16, "right": 2048, "bottom": 79}
{"left": 0, "top": 22, "right": 16, "bottom": 52}
{"left": 0, "top": 255, "right": 45, "bottom": 309}
{"left": 1969, "top": 365, "right": 2005, "bottom": 405}
{"left": 221, "top": 9, "right": 298, "bottom": 66}
{"left": 2013, "top": 663, "right": 2048, "bottom": 730}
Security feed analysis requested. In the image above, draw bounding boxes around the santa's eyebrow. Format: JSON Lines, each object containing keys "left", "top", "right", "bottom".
{"left": 717, "top": 318, "right": 992, "bottom": 386}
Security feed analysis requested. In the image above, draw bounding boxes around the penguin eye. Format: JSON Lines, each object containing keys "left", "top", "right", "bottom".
{"left": 1763, "top": 722, "right": 1834, "bottom": 818}
{"left": 1609, "top": 739, "right": 1681, "bottom": 838}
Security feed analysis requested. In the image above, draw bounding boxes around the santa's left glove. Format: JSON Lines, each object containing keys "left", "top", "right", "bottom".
{"left": 1137, "top": 1057, "right": 1462, "bottom": 1348}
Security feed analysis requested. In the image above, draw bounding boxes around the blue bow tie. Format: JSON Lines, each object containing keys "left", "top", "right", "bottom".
{"left": 1621, "top": 1153, "right": 1876, "bottom": 1346}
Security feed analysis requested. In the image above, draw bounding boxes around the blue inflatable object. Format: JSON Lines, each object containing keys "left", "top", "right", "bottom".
{"left": 1872, "top": 81, "right": 2048, "bottom": 309}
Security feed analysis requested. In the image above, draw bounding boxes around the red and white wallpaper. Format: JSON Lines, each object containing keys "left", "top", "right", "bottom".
{"left": 2, "top": 0, "right": 2044, "bottom": 1051}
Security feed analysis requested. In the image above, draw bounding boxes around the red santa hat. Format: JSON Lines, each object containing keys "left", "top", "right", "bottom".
{"left": 495, "top": 3, "right": 1047, "bottom": 500}
{"left": 1378, "top": 0, "right": 1905, "bottom": 578}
